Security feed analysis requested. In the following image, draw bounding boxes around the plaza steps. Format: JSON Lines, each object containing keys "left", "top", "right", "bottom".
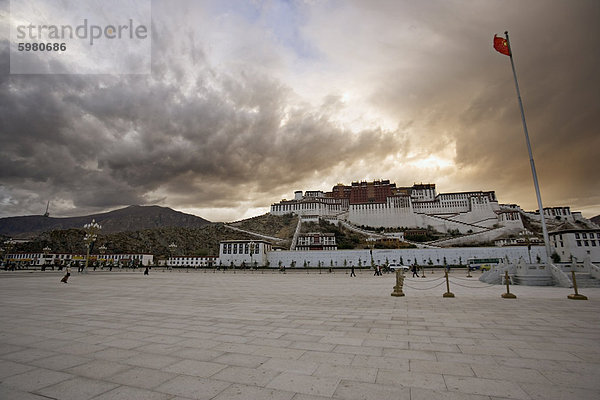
{"left": 573, "top": 273, "right": 600, "bottom": 288}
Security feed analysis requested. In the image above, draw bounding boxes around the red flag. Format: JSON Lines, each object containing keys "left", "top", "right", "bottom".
{"left": 493, "top": 34, "right": 510, "bottom": 56}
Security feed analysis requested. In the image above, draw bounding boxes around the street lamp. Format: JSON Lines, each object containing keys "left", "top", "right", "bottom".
{"left": 168, "top": 242, "right": 177, "bottom": 270}
{"left": 83, "top": 219, "right": 102, "bottom": 273}
{"left": 3, "top": 239, "right": 16, "bottom": 270}
{"left": 43, "top": 246, "right": 51, "bottom": 271}
{"left": 99, "top": 245, "right": 107, "bottom": 269}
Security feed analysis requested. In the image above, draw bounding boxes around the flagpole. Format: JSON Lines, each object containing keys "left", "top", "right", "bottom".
{"left": 503, "top": 31, "right": 552, "bottom": 260}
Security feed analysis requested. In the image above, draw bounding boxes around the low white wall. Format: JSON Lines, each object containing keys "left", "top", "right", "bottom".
{"left": 265, "top": 246, "right": 546, "bottom": 268}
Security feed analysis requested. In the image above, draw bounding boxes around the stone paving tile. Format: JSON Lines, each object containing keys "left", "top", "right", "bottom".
{"left": 163, "top": 359, "right": 227, "bottom": 377}
{"left": 34, "top": 376, "right": 118, "bottom": 400}
{"left": 65, "top": 359, "right": 131, "bottom": 379}
{"left": 212, "top": 383, "right": 295, "bottom": 400}
{"left": 298, "top": 350, "right": 355, "bottom": 365}
{"left": 30, "top": 354, "right": 91, "bottom": 370}
{"left": 267, "top": 371, "right": 340, "bottom": 397}
{"left": 261, "top": 358, "right": 319, "bottom": 375}
{"left": 253, "top": 345, "right": 306, "bottom": 360}
{"left": 376, "top": 369, "right": 447, "bottom": 391}
{"left": 172, "top": 347, "right": 223, "bottom": 361}
{"left": 154, "top": 375, "right": 231, "bottom": 399}
{"left": 313, "top": 363, "right": 377, "bottom": 383}
{"left": 539, "top": 370, "right": 600, "bottom": 390}
{"left": 0, "top": 359, "right": 36, "bottom": 378}
{"left": 1, "top": 368, "right": 73, "bottom": 392}
{"left": 0, "top": 343, "right": 26, "bottom": 356}
{"left": 91, "top": 385, "right": 173, "bottom": 400}
{"left": 410, "top": 387, "right": 491, "bottom": 400}
{"left": 1, "top": 348, "right": 57, "bottom": 363}
{"left": 92, "top": 347, "right": 140, "bottom": 361}
{"left": 125, "top": 352, "right": 181, "bottom": 369}
{"left": 351, "top": 354, "right": 410, "bottom": 371}
{"left": 444, "top": 375, "right": 531, "bottom": 399}
{"left": 332, "top": 379, "right": 410, "bottom": 400}
{"left": 211, "top": 365, "right": 281, "bottom": 386}
{"left": 519, "top": 382, "right": 600, "bottom": 400}
{"left": 291, "top": 394, "right": 332, "bottom": 400}
{"left": 290, "top": 341, "right": 336, "bottom": 352}
{"left": 382, "top": 348, "right": 437, "bottom": 361}
{"left": 333, "top": 344, "right": 383, "bottom": 356}
{"left": 212, "top": 352, "right": 269, "bottom": 368}
{"left": 0, "top": 385, "right": 50, "bottom": 400}
{"left": 106, "top": 366, "right": 178, "bottom": 389}
{"left": 409, "top": 359, "right": 474, "bottom": 377}
{"left": 471, "top": 364, "right": 551, "bottom": 384}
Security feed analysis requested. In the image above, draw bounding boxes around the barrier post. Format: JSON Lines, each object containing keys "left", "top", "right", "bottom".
{"left": 443, "top": 270, "right": 455, "bottom": 298}
{"left": 391, "top": 269, "right": 405, "bottom": 297}
{"left": 501, "top": 271, "right": 517, "bottom": 298}
{"left": 567, "top": 271, "right": 588, "bottom": 300}
{"left": 421, "top": 266, "right": 426, "bottom": 278}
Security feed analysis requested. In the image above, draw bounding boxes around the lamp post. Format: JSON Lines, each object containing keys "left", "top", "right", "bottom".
{"left": 3, "top": 240, "right": 15, "bottom": 270}
{"left": 168, "top": 242, "right": 177, "bottom": 270}
{"left": 43, "top": 246, "right": 51, "bottom": 271}
{"left": 83, "top": 219, "right": 102, "bottom": 273}
{"left": 99, "top": 245, "right": 107, "bottom": 269}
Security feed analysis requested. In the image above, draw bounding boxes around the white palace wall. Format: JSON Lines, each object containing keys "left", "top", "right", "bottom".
{"left": 265, "top": 246, "right": 546, "bottom": 269}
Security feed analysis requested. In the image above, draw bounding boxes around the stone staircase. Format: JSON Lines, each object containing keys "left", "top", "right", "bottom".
{"left": 573, "top": 273, "right": 600, "bottom": 288}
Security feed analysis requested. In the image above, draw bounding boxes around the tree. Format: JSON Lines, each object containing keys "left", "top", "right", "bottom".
{"left": 551, "top": 252, "right": 561, "bottom": 263}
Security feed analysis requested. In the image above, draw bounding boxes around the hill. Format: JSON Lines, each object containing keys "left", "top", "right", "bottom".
{"left": 13, "top": 224, "right": 255, "bottom": 257}
{"left": 0, "top": 205, "right": 211, "bottom": 237}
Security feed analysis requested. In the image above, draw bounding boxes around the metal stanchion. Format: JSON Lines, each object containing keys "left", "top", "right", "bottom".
{"left": 466, "top": 266, "right": 472, "bottom": 278}
{"left": 443, "top": 270, "right": 455, "bottom": 298}
{"left": 567, "top": 271, "right": 588, "bottom": 300}
{"left": 421, "top": 266, "right": 426, "bottom": 278}
{"left": 501, "top": 271, "right": 516, "bottom": 298}
{"left": 391, "top": 269, "right": 405, "bottom": 297}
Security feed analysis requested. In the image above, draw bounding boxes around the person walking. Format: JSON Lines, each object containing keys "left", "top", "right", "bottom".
{"left": 61, "top": 266, "right": 71, "bottom": 283}
{"left": 144, "top": 266, "right": 149, "bottom": 275}
{"left": 350, "top": 265, "right": 356, "bottom": 277}
{"left": 412, "top": 264, "right": 420, "bottom": 278}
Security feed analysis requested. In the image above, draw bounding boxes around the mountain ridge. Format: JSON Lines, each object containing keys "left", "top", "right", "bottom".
{"left": 0, "top": 205, "right": 211, "bottom": 237}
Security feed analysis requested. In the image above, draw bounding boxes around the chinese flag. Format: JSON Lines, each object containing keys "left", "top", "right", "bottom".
{"left": 493, "top": 35, "right": 510, "bottom": 56}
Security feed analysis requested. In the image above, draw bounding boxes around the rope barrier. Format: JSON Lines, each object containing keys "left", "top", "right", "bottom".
{"left": 403, "top": 280, "right": 446, "bottom": 290}
{"left": 449, "top": 280, "right": 496, "bottom": 289}
{"left": 452, "top": 276, "right": 483, "bottom": 281}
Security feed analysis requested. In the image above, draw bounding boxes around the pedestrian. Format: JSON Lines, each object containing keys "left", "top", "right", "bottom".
{"left": 412, "top": 264, "right": 419, "bottom": 278}
{"left": 350, "top": 265, "right": 356, "bottom": 277}
{"left": 374, "top": 266, "right": 378, "bottom": 276}
{"left": 144, "top": 266, "right": 149, "bottom": 275}
{"left": 61, "top": 266, "right": 71, "bottom": 283}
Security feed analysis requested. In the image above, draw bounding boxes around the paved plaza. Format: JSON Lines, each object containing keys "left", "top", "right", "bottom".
{"left": 0, "top": 269, "right": 599, "bottom": 400}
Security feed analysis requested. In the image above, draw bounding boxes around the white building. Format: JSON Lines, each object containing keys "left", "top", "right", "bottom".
{"left": 3, "top": 252, "right": 154, "bottom": 267}
{"left": 218, "top": 240, "right": 272, "bottom": 267}
{"left": 271, "top": 181, "right": 521, "bottom": 234}
{"left": 296, "top": 233, "right": 337, "bottom": 251}
{"left": 549, "top": 229, "right": 600, "bottom": 263}
{"left": 167, "top": 256, "right": 217, "bottom": 267}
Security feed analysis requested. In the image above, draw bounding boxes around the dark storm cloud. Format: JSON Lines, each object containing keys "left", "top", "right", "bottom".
{"left": 0, "top": 6, "right": 407, "bottom": 218}
{"left": 1, "top": 0, "right": 598, "bottom": 220}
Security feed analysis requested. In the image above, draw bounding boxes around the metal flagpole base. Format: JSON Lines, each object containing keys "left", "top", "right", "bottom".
{"left": 567, "top": 294, "right": 588, "bottom": 300}
{"left": 391, "top": 270, "right": 405, "bottom": 297}
{"left": 502, "top": 292, "right": 517, "bottom": 299}
{"left": 443, "top": 292, "right": 455, "bottom": 298}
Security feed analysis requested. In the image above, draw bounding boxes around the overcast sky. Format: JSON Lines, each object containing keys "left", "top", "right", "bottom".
{"left": 1, "top": 0, "right": 599, "bottom": 222}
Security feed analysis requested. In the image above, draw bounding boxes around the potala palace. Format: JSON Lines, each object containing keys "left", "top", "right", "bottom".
{"left": 270, "top": 180, "right": 590, "bottom": 245}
